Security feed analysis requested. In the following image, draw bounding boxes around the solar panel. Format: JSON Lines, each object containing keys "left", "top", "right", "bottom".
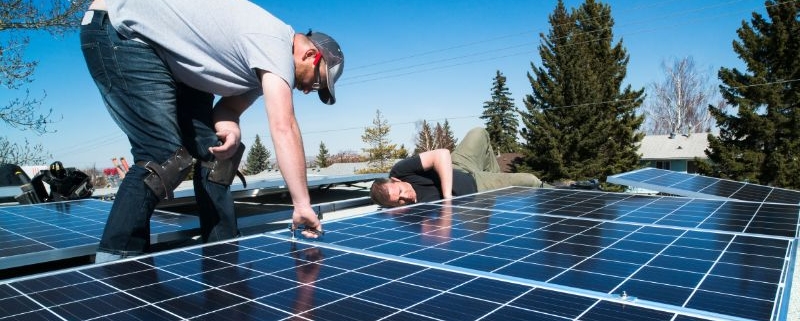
{"left": 0, "top": 199, "right": 199, "bottom": 270}
{"left": 0, "top": 234, "right": 725, "bottom": 320}
{"left": 96, "top": 173, "right": 386, "bottom": 206}
{"left": 2, "top": 187, "right": 795, "bottom": 320}
{"left": 607, "top": 168, "right": 800, "bottom": 205}
{"left": 314, "top": 188, "right": 797, "bottom": 320}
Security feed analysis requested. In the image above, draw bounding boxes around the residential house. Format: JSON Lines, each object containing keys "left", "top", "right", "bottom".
{"left": 638, "top": 133, "right": 710, "bottom": 173}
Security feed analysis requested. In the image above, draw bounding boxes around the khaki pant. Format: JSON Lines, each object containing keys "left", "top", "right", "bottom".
{"left": 450, "top": 127, "right": 545, "bottom": 191}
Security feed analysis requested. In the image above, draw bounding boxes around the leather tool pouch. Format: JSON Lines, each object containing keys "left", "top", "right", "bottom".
{"left": 202, "top": 143, "right": 247, "bottom": 187}
{"left": 138, "top": 147, "right": 193, "bottom": 200}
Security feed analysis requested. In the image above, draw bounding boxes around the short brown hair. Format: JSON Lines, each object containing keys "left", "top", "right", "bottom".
{"left": 370, "top": 178, "right": 393, "bottom": 207}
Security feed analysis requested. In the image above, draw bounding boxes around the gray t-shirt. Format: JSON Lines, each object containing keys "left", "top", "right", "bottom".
{"left": 107, "top": 0, "right": 295, "bottom": 100}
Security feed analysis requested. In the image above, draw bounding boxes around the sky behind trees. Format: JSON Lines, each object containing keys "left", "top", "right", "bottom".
{"left": 0, "top": 0, "right": 767, "bottom": 168}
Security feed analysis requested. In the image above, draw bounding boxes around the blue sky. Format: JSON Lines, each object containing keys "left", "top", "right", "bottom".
{"left": 0, "top": 0, "right": 766, "bottom": 169}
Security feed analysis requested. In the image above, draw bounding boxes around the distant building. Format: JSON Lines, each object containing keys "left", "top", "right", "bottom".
{"left": 638, "top": 133, "right": 710, "bottom": 173}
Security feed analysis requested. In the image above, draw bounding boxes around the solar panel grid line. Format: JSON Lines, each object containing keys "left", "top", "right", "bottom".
{"left": 276, "top": 233, "right": 744, "bottom": 321}
{"left": 312, "top": 189, "right": 793, "bottom": 320}
{"left": 302, "top": 209, "right": 744, "bottom": 318}
{"left": 451, "top": 188, "right": 798, "bottom": 240}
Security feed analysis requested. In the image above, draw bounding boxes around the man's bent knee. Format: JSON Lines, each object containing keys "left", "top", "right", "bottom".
{"left": 137, "top": 147, "right": 193, "bottom": 200}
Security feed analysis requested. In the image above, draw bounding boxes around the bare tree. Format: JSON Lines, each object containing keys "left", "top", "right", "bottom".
{"left": 1, "top": 0, "right": 90, "bottom": 164}
{"left": 641, "top": 56, "right": 720, "bottom": 135}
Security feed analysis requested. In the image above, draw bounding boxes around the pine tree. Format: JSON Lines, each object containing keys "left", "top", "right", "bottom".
{"left": 243, "top": 135, "right": 271, "bottom": 175}
{"left": 520, "top": 0, "right": 644, "bottom": 183}
{"left": 394, "top": 144, "right": 409, "bottom": 159}
{"left": 481, "top": 70, "right": 519, "bottom": 153}
{"left": 315, "top": 141, "right": 331, "bottom": 168}
{"left": 414, "top": 120, "right": 436, "bottom": 154}
{"left": 697, "top": 1, "right": 800, "bottom": 189}
{"left": 440, "top": 119, "right": 458, "bottom": 151}
{"left": 361, "top": 109, "right": 397, "bottom": 172}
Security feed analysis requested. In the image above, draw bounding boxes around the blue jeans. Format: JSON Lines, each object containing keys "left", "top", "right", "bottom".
{"left": 80, "top": 10, "right": 238, "bottom": 260}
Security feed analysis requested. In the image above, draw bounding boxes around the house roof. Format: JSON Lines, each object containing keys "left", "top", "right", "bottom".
{"left": 639, "top": 133, "right": 709, "bottom": 160}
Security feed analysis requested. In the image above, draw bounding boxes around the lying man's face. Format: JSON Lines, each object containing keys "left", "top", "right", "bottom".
{"left": 385, "top": 178, "right": 417, "bottom": 207}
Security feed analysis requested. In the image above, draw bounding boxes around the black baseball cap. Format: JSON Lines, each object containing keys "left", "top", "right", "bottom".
{"left": 307, "top": 31, "right": 344, "bottom": 105}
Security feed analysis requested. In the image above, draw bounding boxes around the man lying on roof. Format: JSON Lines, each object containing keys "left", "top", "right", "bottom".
{"left": 370, "top": 127, "right": 550, "bottom": 207}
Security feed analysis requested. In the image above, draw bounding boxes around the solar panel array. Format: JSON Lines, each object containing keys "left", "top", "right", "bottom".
{"left": 1, "top": 234, "right": 725, "bottom": 321}
{"left": 0, "top": 199, "right": 199, "bottom": 270}
{"left": 1, "top": 186, "right": 796, "bottom": 320}
{"left": 608, "top": 168, "right": 800, "bottom": 205}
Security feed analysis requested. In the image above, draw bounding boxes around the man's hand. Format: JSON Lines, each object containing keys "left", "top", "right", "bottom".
{"left": 208, "top": 127, "right": 241, "bottom": 160}
{"left": 293, "top": 205, "right": 323, "bottom": 238}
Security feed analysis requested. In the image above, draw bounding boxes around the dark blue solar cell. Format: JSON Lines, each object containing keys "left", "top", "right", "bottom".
{"left": 25, "top": 279, "right": 114, "bottom": 306}
{"left": 11, "top": 270, "right": 93, "bottom": 292}
{"left": 258, "top": 287, "right": 344, "bottom": 315}
{"left": 710, "top": 262, "right": 782, "bottom": 284}
{"left": 405, "top": 247, "right": 465, "bottom": 263}
{"left": 409, "top": 292, "right": 500, "bottom": 321}
{"left": 648, "top": 254, "right": 714, "bottom": 273}
{"left": 313, "top": 271, "right": 387, "bottom": 295}
{"left": 355, "top": 260, "right": 424, "bottom": 280}
{"left": 450, "top": 277, "right": 531, "bottom": 304}
{"left": 616, "top": 278, "right": 693, "bottom": 306}
{"left": 434, "top": 239, "right": 489, "bottom": 253}
{"left": 496, "top": 261, "right": 564, "bottom": 282}
{"left": 546, "top": 242, "right": 603, "bottom": 257}
{"left": 356, "top": 281, "right": 439, "bottom": 309}
{"left": 189, "top": 302, "right": 287, "bottom": 321}
{"left": 660, "top": 245, "right": 721, "bottom": 261}
{"left": 0, "top": 292, "right": 44, "bottom": 317}
{"left": 686, "top": 290, "right": 773, "bottom": 320}
{"left": 318, "top": 252, "right": 381, "bottom": 271}
{"left": 187, "top": 265, "right": 263, "bottom": 287}
{"left": 368, "top": 241, "right": 427, "bottom": 256}
{"left": 524, "top": 250, "right": 585, "bottom": 267}
{"left": 552, "top": 270, "right": 624, "bottom": 292}
{"left": 127, "top": 277, "right": 211, "bottom": 303}
{"left": 731, "top": 184, "right": 772, "bottom": 202}
{"left": 474, "top": 244, "right": 532, "bottom": 261}
{"left": 301, "top": 296, "right": 398, "bottom": 321}
{"left": 380, "top": 311, "right": 440, "bottom": 321}
{"left": 632, "top": 266, "right": 704, "bottom": 287}
{"left": 581, "top": 300, "right": 677, "bottom": 321}
{"left": 671, "top": 175, "right": 717, "bottom": 192}
{"left": 238, "top": 254, "right": 300, "bottom": 273}
{"left": 611, "top": 239, "right": 668, "bottom": 254}
{"left": 398, "top": 268, "right": 473, "bottom": 291}
{"left": 510, "top": 288, "right": 596, "bottom": 319}
{"left": 52, "top": 292, "right": 146, "bottom": 320}
{"left": 487, "top": 306, "right": 572, "bottom": 321}
{"left": 448, "top": 253, "right": 511, "bottom": 272}
{"left": 719, "top": 251, "right": 785, "bottom": 270}
{"left": 333, "top": 235, "right": 392, "bottom": 249}
{"left": 593, "top": 248, "right": 654, "bottom": 265}
{"left": 573, "top": 258, "right": 640, "bottom": 278}
{"left": 156, "top": 256, "right": 232, "bottom": 277}
{"left": 218, "top": 274, "right": 297, "bottom": 300}
{"left": 699, "top": 275, "right": 778, "bottom": 301}
{"left": 765, "top": 188, "right": 800, "bottom": 204}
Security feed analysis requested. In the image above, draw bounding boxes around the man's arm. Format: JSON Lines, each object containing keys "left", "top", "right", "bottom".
{"left": 258, "top": 70, "right": 321, "bottom": 236}
{"left": 209, "top": 94, "right": 252, "bottom": 159}
{"left": 417, "top": 149, "right": 453, "bottom": 199}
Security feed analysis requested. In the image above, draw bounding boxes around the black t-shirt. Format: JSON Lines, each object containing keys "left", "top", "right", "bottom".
{"left": 389, "top": 155, "right": 477, "bottom": 203}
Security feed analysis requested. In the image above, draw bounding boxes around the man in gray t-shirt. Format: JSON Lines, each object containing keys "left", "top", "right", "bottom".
{"left": 81, "top": 0, "right": 342, "bottom": 262}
